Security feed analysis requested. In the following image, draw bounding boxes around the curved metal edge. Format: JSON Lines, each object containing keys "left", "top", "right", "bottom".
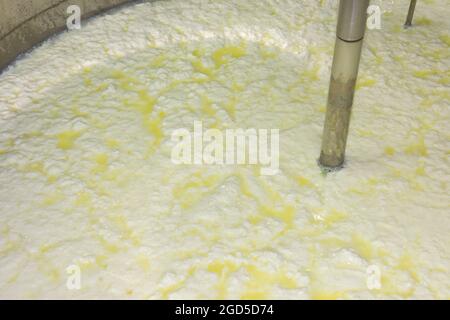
{"left": 0, "top": 0, "right": 142, "bottom": 74}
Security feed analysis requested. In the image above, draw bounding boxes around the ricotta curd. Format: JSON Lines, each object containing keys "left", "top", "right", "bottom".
{"left": 0, "top": 0, "right": 449, "bottom": 299}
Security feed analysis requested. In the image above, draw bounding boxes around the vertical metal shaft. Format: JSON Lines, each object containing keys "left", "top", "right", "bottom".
{"left": 404, "top": 0, "right": 418, "bottom": 28}
{"left": 319, "top": 0, "right": 370, "bottom": 169}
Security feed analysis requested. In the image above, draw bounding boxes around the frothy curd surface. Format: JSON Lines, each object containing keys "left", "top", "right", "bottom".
{"left": 0, "top": 0, "right": 449, "bottom": 299}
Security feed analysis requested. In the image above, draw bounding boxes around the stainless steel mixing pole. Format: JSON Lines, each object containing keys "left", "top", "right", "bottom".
{"left": 404, "top": 0, "right": 418, "bottom": 28}
{"left": 319, "top": 0, "right": 370, "bottom": 169}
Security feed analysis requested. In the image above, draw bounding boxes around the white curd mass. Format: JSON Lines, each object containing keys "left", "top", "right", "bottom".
{"left": 0, "top": 0, "right": 449, "bottom": 299}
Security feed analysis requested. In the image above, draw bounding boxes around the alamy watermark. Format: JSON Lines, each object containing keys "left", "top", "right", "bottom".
{"left": 66, "top": 264, "right": 81, "bottom": 290}
{"left": 366, "top": 265, "right": 382, "bottom": 290}
{"left": 171, "top": 121, "right": 279, "bottom": 176}
{"left": 367, "top": 5, "right": 382, "bottom": 30}
{"left": 66, "top": 5, "right": 81, "bottom": 30}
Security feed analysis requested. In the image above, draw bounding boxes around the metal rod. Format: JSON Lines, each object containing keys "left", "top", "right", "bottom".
{"left": 319, "top": 0, "right": 369, "bottom": 169}
{"left": 404, "top": 0, "right": 418, "bottom": 28}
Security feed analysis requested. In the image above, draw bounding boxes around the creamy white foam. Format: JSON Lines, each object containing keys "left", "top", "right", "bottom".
{"left": 0, "top": 0, "right": 449, "bottom": 299}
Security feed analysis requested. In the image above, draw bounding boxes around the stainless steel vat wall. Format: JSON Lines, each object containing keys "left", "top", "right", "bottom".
{"left": 0, "top": 0, "right": 138, "bottom": 71}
